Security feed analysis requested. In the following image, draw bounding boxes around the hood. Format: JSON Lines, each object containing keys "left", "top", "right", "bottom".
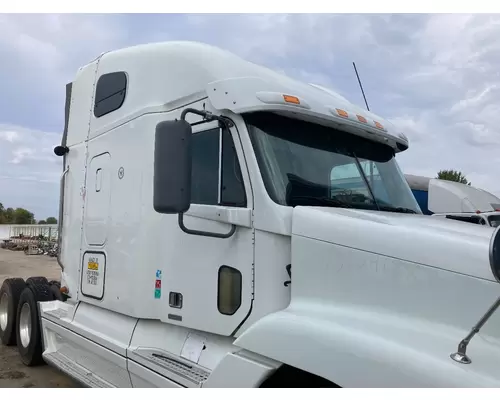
{"left": 292, "top": 207, "right": 496, "bottom": 282}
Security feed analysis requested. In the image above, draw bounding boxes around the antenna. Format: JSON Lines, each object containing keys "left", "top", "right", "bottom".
{"left": 352, "top": 61, "right": 370, "bottom": 112}
{"left": 352, "top": 62, "right": 374, "bottom": 187}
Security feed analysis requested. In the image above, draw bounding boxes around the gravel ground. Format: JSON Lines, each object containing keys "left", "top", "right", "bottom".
{"left": 0, "top": 248, "right": 80, "bottom": 388}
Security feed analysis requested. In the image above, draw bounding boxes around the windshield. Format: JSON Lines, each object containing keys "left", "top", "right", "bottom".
{"left": 245, "top": 112, "right": 421, "bottom": 214}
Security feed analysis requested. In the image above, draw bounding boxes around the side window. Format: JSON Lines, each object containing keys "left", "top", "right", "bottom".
{"left": 191, "top": 127, "right": 246, "bottom": 207}
{"left": 191, "top": 128, "right": 219, "bottom": 205}
{"left": 221, "top": 128, "right": 246, "bottom": 207}
{"left": 94, "top": 71, "right": 127, "bottom": 118}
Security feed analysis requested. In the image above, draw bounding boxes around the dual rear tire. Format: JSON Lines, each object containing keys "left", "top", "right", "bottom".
{"left": 0, "top": 277, "right": 59, "bottom": 366}
{"left": 0, "top": 277, "right": 25, "bottom": 346}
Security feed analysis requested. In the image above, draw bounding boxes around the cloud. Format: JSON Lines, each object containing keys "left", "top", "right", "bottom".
{"left": 0, "top": 130, "right": 20, "bottom": 142}
{"left": 0, "top": 14, "right": 125, "bottom": 133}
{"left": 2, "top": 13, "right": 500, "bottom": 219}
{"left": 0, "top": 124, "right": 61, "bottom": 219}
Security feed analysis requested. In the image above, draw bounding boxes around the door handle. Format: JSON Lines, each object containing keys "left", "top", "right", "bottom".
{"left": 95, "top": 168, "right": 102, "bottom": 192}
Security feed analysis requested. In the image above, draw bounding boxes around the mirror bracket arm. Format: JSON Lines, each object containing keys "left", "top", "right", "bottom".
{"left": 180, "top": 108, "right": 234, "bottom": 128}
{"left": 450, "top": 294, "right": 500, "bottom": 364}
{"left": 174, "top": 107, "right": 237, "bottom": 239}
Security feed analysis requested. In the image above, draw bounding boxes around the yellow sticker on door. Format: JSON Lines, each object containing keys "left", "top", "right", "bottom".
{"left": 88, "top": 260, "right": 99, "bottom": 270}
{"left": 87, "top": 257, "right": 99, "bottom": 286}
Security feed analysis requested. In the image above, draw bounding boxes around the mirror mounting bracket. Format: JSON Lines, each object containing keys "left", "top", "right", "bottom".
{"left": 450, "top": 295, "right": 500, "bottom": 364}
{"left": 180, "top": 108, "right": 234, "bottom": 128}
{"left": 177, "top": 107, "right": 237, "bottom": 240}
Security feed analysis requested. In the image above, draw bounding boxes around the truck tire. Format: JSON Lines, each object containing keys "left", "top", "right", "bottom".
{"left": 26, "top": 277, "right": 49, "bottom": 287}
{"left": 16, "top": 283, "right": 52, "bottom": 366}
{"left": 0, "top": 278, "right": 26, "bottom": 346}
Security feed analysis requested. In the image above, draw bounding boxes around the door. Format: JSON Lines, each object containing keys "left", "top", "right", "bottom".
{"left": 163, "top": 121, "right": 254, "bottom": 336}
{"left": 80, "top": 152, "right": 111, "bottom": 300}
{"left": 84, "top": 152, "right": 111, "bottom": 246}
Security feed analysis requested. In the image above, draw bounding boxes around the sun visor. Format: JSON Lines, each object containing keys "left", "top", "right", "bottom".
{"left": 206, "top": 77, "right": 409, "bottom": 153}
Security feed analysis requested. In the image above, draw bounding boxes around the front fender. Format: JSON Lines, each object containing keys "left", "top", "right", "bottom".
{"left": 234, "top": 303, "right": 500, "bottom": 388}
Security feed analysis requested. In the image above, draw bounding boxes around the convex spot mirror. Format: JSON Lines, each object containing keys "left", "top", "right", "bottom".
{"left": 153, "top": 119, "right": 193, "bottom": 214}
{"left": 489, "top": 225, "right": 500, "bottom": 282}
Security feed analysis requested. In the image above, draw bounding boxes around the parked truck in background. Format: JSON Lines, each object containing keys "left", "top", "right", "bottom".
{"left": 406, "top": 174, "right": 500, "bottom": 227}
{"left": 2, "top": 41, "right": 500, "bottom": 388}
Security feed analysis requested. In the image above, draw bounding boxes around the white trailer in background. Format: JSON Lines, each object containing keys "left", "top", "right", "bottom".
{"left": 0, "top": 224, "right": 59, "bottom": 242}
{"left": 406, "top": 174, "right": 500, "bottom": 227}
{"left": 2, "top": 41, "right": 500, "bottom": 388}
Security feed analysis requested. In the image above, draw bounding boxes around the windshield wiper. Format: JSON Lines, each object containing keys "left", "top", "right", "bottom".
{"left": 289, "top": 195, "right": 353, "bottom": 209}
{"left": 352, "top": 154, "right": 380, "bottom": 211}
{"left": 289, "top": 195, "right": 417, "bottom": 214}
{"left": 377, "top": 205, "right": 418, "bottom": 214}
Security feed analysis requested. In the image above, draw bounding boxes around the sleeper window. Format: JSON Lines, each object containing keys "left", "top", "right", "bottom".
{"left": 94, "top": 71, "right": 127, "bottom": 118}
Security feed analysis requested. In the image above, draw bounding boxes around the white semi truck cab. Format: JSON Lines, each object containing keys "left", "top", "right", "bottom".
{"left": 3, "top": 41, "right": 500, "bottom": 388}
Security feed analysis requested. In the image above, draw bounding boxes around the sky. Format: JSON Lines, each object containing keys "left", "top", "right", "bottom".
{"left": 1, "top": 13, "right": 500, "bottom": 220}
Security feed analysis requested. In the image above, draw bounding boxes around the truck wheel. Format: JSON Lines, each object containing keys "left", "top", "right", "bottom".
{"left": 0, "top": 278, "right": 26, "bottom": 346}
{"left": 16, "top": 283, "right": 52, "bottom": 366}
{"left": 26, "top": 277, "right": 49, "bottom": 287}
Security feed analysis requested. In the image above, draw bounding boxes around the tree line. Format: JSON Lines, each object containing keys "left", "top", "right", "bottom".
{"left": 436, "top": 169, "right": 471, "bottom": 186}
{"left": 0, "top": 203, "right": 57, "bottom": 225}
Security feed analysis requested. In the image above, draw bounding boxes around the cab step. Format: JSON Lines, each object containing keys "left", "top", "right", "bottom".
{"left": 44, "top": 351, "right": 114, "bottom": 388}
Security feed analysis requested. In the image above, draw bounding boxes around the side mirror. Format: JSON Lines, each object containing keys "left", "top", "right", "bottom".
{"left": 153, "top": 119, "right": 192, "bottom": 214}
{"left": 489, "top": 225, "right": 500, "bottom": 282}
{"left": 54, "top": 145, "right": 69, "bottom": 156}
